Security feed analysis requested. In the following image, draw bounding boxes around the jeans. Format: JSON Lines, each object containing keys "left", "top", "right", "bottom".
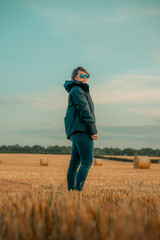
{"left": 67, "top": 132, "right": 94, "bottom": 191}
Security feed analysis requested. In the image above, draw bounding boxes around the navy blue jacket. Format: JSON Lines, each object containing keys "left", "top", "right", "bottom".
{"left": 64, "top": 80, "right": 98, "bottom": 140}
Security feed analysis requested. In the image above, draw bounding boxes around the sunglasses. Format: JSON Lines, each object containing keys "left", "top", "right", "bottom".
{"left": 79, "top": 73, "right": 89, "bottom": 78}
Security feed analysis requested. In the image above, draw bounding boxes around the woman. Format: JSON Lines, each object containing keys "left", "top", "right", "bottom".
{"left": 64, "top": 66, "right": 98, "bottom": 191}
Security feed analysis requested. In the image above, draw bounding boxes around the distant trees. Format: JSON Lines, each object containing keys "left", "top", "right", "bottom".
{"left": 23, "top": 145, "right": 32, "bottom": 153}
{"left": 0, "top": 144, "right": 160, "bottom": 156}
{"left": 0, "top": 144, "right": 72, "bottom": 154}
{"left": 123, "top": 148, "right": 136, "bottom": 156}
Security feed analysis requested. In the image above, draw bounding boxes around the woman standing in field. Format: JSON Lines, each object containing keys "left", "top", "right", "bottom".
{"left": 64, "top": 66, "right": 98, "bottom": 191}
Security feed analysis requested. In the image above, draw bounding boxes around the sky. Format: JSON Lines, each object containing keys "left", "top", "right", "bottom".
{"left": 1, "top": 0, "right": 160, "bottom": 149}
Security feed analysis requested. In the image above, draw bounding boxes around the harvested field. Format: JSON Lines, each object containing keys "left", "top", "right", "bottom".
{"left": 101, "top": 155, "right": 160, "bottom": 163}
{"left": 103, "top": 155, "right": 160, "bottom": 160}
{"left": 0, "top": 153, "right": 160, "bottom": 240}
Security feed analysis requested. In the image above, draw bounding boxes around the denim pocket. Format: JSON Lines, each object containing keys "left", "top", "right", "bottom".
{"left": 70, "top": 133, "right": 76, "bottom": 142}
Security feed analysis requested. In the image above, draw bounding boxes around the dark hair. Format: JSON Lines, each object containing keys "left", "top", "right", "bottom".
{"left": 71, "top": 66, "right": 90, "bottom": 80}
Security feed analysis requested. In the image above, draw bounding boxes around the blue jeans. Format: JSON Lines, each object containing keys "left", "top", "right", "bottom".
{"left": 67, "top": 132, "right": 94, "bottom": 191}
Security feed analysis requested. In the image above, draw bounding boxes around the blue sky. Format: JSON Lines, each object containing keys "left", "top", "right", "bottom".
{"left": 1, "top": 0, "right": 160, "bottom": 149}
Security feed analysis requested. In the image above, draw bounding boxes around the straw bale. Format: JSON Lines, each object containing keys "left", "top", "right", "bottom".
{"left": 40, "top": 158, "right": 48, "bottom": 166}
{"left": 94, "top": 158, "right": 103, "bottom": 166}
{"left": 133, "top": 156, "right": 150, "bottom": 169}
{"left": 0, "top": 159, "right": 7, "bottom": 164}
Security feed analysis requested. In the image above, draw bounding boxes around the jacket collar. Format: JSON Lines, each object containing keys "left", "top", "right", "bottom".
{"left": 64, "top": 80, "right": 89, "bottom": 93}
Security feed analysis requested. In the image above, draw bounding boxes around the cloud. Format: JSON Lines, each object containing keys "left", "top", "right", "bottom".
{"left": 22, "top": 2, "right": 160, "bottom": 34}
{"left": 0, "top": 98, "right": 27, "bottom": 105}
{"left": 1, "top": 72, "right": 160, "bottom": 111}
{"left": 96, "top": 124, "right": 160, "bottom": 146}
{"left": 15, "top": 124, "right": 160, "bottom": 145}
{"left": 130, "top": 108, "right": 160, "bottom": 117}
{"left": 99, "top": 124, "right": 160, "bottom": 136}
{"left": 16, "top": 127, "right": 65, "bottom": 139}
{"left": 0, "top": 86, "right": 67, "bottom": 110}
{"left": 91, "top": 73, "right": 160, "bottom": 105}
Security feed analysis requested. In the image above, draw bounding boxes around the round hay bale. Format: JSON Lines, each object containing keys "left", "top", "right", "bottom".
{"left": 0, "top": 159, "right": 7, "bottom": 164}
{"left": 94, "top": 158, "right": 103, "bottom": 166}
{"left": 40, "top": 158, "right": 48, "bottom": 166}
{"left": 133, "top": 156, "right": 150, "bottom": 169}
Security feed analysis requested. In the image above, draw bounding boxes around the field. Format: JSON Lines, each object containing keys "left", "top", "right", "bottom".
{"left": 102, "top": 155, "right": 160, "bottom": 160}
{"left": 0, "top": 153, "right": 160, "bottom": 240}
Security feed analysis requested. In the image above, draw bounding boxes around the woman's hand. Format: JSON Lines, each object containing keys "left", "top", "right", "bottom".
{"left": 91, "top": 134, "right": 98, "bottom": 140}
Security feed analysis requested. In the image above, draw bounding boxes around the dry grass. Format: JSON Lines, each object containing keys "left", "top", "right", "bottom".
{"left": 0, "top": 159, "right": 7, "bottom": 164}
{"left": 0, "top": 153, "right": 160, "bottom": 240}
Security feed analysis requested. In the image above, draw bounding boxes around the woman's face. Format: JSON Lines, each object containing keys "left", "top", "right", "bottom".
{"left": 73, "top": 70, "right": 89, "bottom": 83}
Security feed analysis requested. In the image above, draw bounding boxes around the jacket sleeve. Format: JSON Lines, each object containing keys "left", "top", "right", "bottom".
{"left": 70, "top": 87, "right": 97, "bottom": 135}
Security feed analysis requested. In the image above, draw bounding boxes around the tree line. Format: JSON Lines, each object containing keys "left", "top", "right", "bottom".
{"left": 0, "top": 144, "right": 160, "bottom": 156}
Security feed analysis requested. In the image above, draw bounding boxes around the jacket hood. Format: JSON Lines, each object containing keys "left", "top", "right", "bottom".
{"left": 64, "top": 80, "right": 89, "bottom": 93}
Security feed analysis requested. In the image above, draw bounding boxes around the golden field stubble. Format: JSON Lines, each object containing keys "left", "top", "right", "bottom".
{"left": 0, "top": 154, "right": 160, "bottom": 240}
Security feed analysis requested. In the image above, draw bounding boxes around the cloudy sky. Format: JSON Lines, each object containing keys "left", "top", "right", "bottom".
{"left": 1, "top": 0, "right": 160, "bottom": 149}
